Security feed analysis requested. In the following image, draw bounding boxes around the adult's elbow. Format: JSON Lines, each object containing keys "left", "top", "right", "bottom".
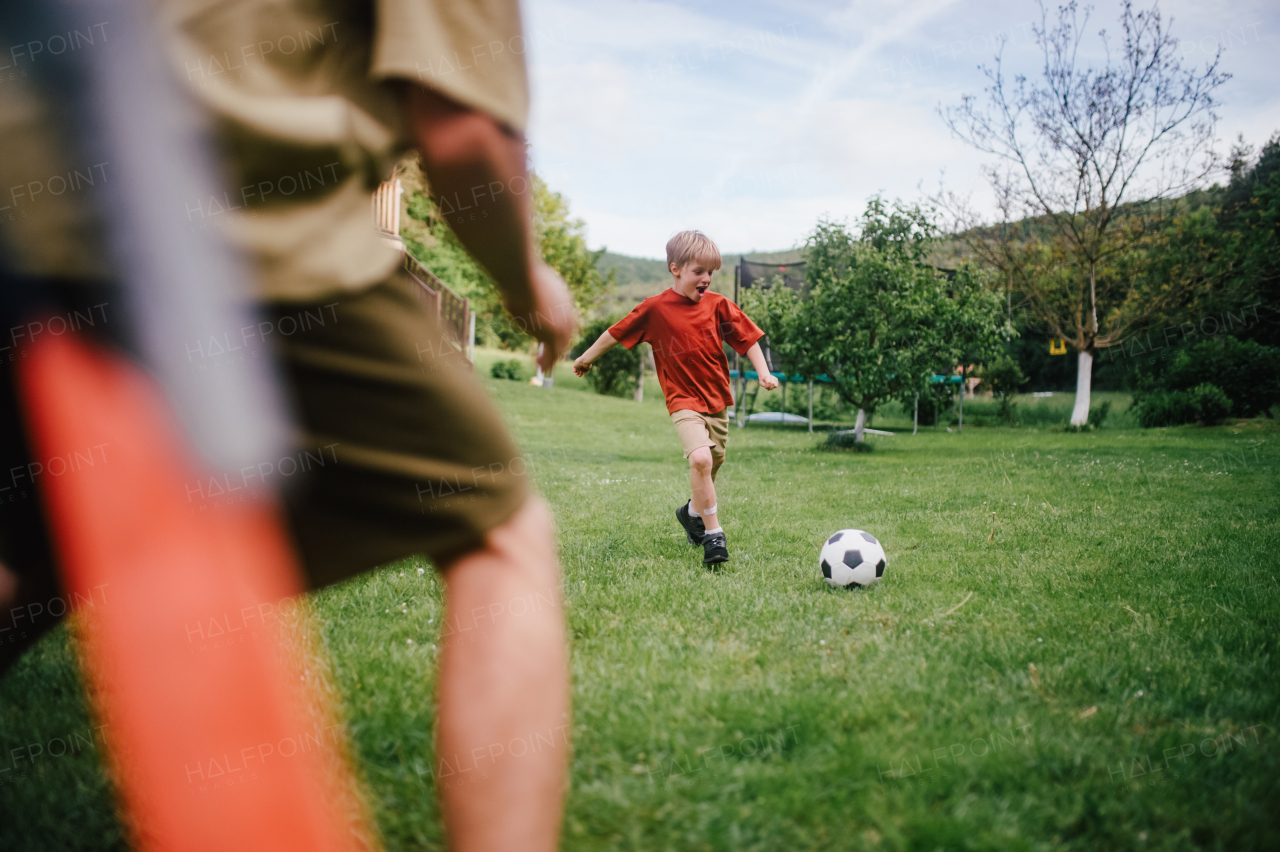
{"left": 405, "top": 84, "right": 519, "bottom": 171}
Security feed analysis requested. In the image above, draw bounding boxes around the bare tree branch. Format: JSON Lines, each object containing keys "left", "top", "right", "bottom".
{"left": 937, "top": 0, "right": 1229, "bottom": 353}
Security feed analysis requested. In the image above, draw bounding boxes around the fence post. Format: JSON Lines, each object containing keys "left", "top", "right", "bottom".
{"left": 808, "top": 380, "right": 814, "bottom": 433}
{"left": 913, "top": 392, "right": 918, "bottom": 435}
{"left": 467, "top": 309, "right": 476, "bottom": 364}
{"left": 634, "top": 350, "right": 645, "bottom": 403}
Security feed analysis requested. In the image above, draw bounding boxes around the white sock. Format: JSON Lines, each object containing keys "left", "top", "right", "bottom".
{"left": 687, "top": 501, "right": 701, "bottom": 517}
{"left": 704, "top": 526, "right": 724, "bottom": 535}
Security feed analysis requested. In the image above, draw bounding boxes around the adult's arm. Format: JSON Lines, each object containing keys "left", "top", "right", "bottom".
{"left": 404, "top": 85, "right": 576, "bottom": 369}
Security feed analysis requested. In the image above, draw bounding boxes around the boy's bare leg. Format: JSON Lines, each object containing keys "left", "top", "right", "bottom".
{"left": 436, "top": 497, "right": 569, "bottom": 852}
{"left": 689, "top": 447, "right": 719, "bottom": 531}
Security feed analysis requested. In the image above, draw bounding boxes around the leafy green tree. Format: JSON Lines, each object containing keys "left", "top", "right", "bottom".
{"left": 1217, "top": 134, "right": 1280, "bottom": 345}
{"left": 748, "top": 200, "right": 1010, "bottom": 442}
{"left": 532, "top": 174, "right": 613, "bottom": 316}
{"left": 740, "top": 273, "right": 805, "bottom": 374}
{"left": 1160, "top": 337, "right": 1280, "bottom": 418}
{"left": 1097, "top": 134, "right": 1279, "bottom": 367}
{"left": 569, "top": 316, "right": 644, "bottom": 398}
{"left": 976, "top": 354, "right": 1027, "bottom": 423}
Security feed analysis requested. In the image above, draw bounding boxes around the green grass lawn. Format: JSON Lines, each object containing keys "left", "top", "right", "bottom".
{"left": 3, "top": 356, "right": 1278, "bottom": 851}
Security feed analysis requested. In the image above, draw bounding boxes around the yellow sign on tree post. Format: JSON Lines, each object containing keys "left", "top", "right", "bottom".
{"left": 1049, "top": 338, "right": 1067, "bottom": 355}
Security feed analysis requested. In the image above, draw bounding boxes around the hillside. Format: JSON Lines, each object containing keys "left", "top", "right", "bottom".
{"left": 594, "top": 184, "right": 1227, "bottom": 315}
{"left": 929, "top": 184, "right": 1228, "bottom": 268}
{"left": 595, "top": 248, "right": 803, "bottom": 314}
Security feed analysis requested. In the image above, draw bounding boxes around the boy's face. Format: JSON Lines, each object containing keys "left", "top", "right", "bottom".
{"left": 670, "top": 260, "right": 717, "bottom": 302}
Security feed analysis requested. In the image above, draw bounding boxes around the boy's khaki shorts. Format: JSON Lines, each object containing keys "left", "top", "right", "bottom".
{"left": 670, "top": 409, "right": 729, "bottom": 461}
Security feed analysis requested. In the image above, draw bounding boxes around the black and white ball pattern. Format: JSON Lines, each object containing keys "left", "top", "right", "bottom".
{"left": 819, "top": 529, "right": 887, "bottom": 587}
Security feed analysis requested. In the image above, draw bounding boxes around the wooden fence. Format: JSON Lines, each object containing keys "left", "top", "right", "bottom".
{"left": 373, "top": 178, "right": 471, "bottom": 359}
{"left": 402, "top": 252, "right": 471, "bottom": 357}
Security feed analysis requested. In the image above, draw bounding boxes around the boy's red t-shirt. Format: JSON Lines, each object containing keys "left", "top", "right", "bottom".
{"left": 607, "top": 289, "right": 764, "bottom": 414}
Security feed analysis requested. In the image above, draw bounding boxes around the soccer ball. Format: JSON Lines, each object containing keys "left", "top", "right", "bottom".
{"left": 819, "top": 530, "right": 887, "bottom": 588}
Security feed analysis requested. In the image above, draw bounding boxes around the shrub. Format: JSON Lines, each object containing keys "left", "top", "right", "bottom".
{"left": 822, "top": 431, "right": 874, "bottom": 452}
{"left": 490, "top": 359, "right": 526, "bottom": 381}
{"left": 570, "top": 316, "right": 643, "bottom": 398}
{"left": 1188, "top": 383, "right": 1233, "bottom": 424}
{"left": 1088, "top": 400, "right": 1112, "bottom": 429}
{"left": 1163, "top": 337, "right": 1280, "bottom": 418}
{"left": 1134, "top": 390, "right": 1196, "bottom": 427}
{"left": 976, "top": 355, "right": 1026, "bottom": 424}
{"left": 1133, "top": 383, "right": 1233, "bottom": 427}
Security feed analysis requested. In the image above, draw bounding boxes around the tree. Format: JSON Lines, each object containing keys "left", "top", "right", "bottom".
{"left": 1160, "top": 337, "right": 1280, "bottom": 419}
{"left": 569, "top": 316, "right": 646, "bottom": 398}
{"left": 532, "top": 174, "right": 613, "bottom": 316}
{"left": 747, "top": 200, "right": 1010, "bottom": 442}
{"left": 942, "top": 0, "right": 1229, "bottom": 424}
{"left": 1217, "top": 134, "right": 1280, "bottom": 345}
{"left": 931, "top": 179, "right": 1049, "bottom": 330}
{"left": 975, "top": 354, "right": 1027, "bottom": 423}
{"left": 740, "top": 271, "right": 805, "bottom": 375}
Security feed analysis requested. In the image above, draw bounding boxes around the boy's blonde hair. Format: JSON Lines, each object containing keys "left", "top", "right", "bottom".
{"left": 666, "top": 230, "right": 722, "bottom": 273}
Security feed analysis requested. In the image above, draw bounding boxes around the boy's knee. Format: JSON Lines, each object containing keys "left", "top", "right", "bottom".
{"left": 688, "top": 447, "right": 714, "bottom": 472}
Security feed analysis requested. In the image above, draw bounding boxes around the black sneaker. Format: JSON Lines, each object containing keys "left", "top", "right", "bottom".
{"left": 675, "top": 501, "right": 705, "bottom": 545}
{"left": 701, "top": 531, "right": 729, "bottom": 565}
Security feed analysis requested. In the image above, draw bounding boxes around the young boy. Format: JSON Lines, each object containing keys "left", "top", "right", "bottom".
{"left": 573, "top": 231, "right": 778, "bottom": 564}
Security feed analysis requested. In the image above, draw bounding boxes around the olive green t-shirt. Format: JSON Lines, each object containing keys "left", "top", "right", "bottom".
{"left": 0, "top": 0, "right": 529, "bottom": 301}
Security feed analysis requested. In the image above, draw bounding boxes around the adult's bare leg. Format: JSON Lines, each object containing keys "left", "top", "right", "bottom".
{"left": 435, "top": 497, "right": 569, "bottom": 852}
{"left": 0, "top": 561, "right": 15, "bottom": 610}
{"left": 0, "top": 562, "right": 66, "bottom": 676}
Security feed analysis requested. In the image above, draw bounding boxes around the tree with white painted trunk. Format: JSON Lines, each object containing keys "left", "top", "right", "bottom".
{"left": 942, "top": 1, "right": 1228, "bottom": 424}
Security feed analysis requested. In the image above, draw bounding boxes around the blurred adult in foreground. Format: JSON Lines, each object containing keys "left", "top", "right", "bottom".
{"left": 0, "top": 2, "right": 575, "bottom": 849}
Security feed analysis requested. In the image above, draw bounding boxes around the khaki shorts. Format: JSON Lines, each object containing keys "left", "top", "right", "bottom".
{"left": 670, "top": 409, "right": 729, "bottom": 461}
{"left": 267, "top": 270, "right": 529, "bottom": 587}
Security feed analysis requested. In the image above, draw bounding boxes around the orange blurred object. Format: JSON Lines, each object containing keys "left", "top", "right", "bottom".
{"left": 17, "top": 328, "right": 366, "bottom": 851}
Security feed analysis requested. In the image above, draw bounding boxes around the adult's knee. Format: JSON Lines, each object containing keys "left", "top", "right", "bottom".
{"left": 688, "top": 446, "right": 714, "bottom": 473}
{"left": 484, "top": 497, "right": 560, "bottom": 585}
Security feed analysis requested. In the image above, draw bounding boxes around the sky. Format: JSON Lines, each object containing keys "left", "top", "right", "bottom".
{"left": 520, "top": 0, "right": 1280, "bottom": 258}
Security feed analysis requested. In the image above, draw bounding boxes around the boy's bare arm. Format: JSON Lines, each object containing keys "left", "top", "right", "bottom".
{"left": 745, "top": 343, "right": 779, "bottom": 390}
{"left": 572, "top": 332, "right": 619, "bottom": 375}
{"left": 405, "top": 85, "right": 576, "bottom": 371}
